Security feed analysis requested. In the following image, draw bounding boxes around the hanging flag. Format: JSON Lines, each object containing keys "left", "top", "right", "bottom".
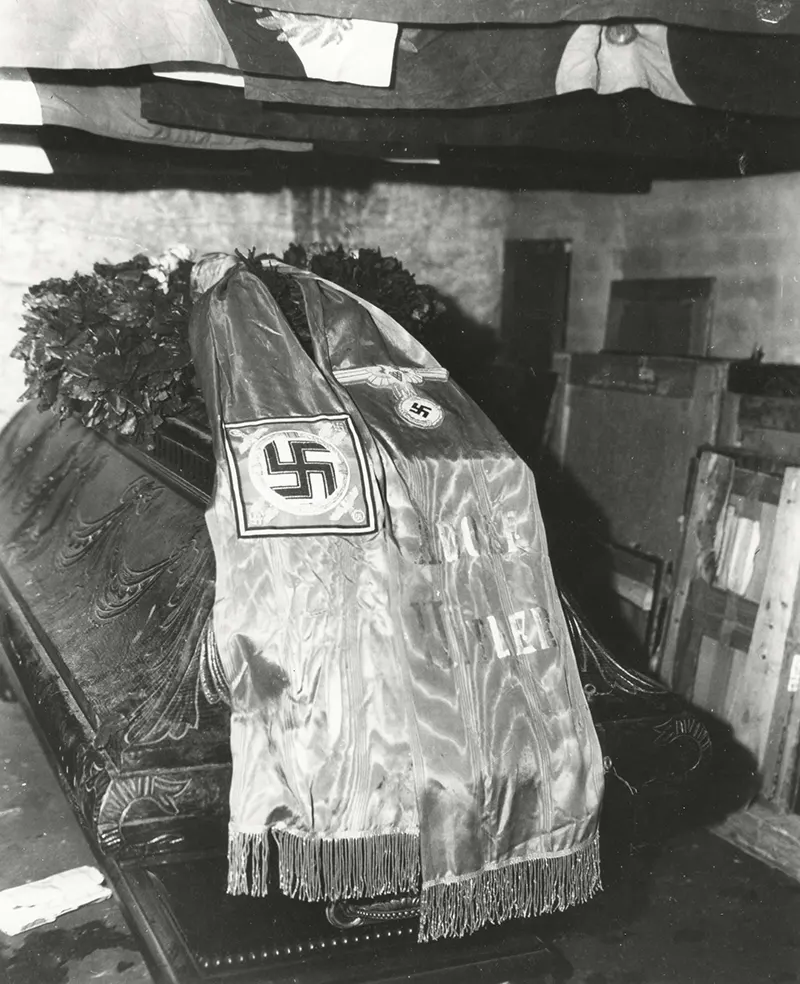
{"left": 0, "top": 71, "right": 312, "bottom": 157}
{"left": 139, "top": 77, "right": 800, "bottom": 171}
{"left": 228, "top": 0, "right": 800, "bottom": 33}
{"left": 242, "top": 21, "right": 800, "bottom": 118}
{"left": 242, "top": 25, "right": 573, "bottom": 110}
{"left": 0, "top": 0, "right": 398, "bottom": 87}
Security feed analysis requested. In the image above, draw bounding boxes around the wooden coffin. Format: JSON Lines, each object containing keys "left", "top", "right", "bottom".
{"left": 0, "top": 403, "right": 735, "bottom": 983}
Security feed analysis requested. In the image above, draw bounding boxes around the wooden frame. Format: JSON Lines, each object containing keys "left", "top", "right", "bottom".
{"left": 658, "top": 447, "right": 800, "bottom": 881}
{"left": 604, "top": 277, "right": 716, "bottom": 358}
{"left": 659, "top": 448, "right": 800, "bottom": 812}
{"left": 545, "top": 351, "right": 728, "bottom": 571}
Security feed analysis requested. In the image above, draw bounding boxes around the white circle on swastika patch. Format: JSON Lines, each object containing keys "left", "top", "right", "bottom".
{"left": 248, "top": 429, "right": 350, "bottom": 515}
{"left": 396, "top": 395, "right": 444, "bottom": 429}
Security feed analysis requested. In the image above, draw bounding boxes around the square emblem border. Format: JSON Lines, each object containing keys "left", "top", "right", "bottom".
{"left": 221, "top": 412, "right": 379, "bottom": 538}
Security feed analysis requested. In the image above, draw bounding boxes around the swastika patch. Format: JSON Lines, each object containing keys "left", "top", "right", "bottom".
{"left": 222, "top": 414, "right": 378, "bottom": 537}
{"left": 396, "top": 395, "right": 444, "bottom": 429}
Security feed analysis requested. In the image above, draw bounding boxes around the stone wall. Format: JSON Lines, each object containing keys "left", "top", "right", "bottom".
{"left": 506, "top": 192, "right": 625, "bottom": 353}
{"left": 0, "top": 186, "right": 294, "bottom": 427}
{"left": 0, "top": 180, "right": 510, "bottom": 428}
{"left": 4, "top": 170, "right": 798, "bottom": 430}
{"left": 509, "top": 172, "right": 800, "bottom": 361}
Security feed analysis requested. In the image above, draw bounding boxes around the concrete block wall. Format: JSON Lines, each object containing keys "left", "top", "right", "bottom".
{"left": 4, "top": 170, "right": 797, "bottom": 431}
{"left": 292, "top": 183, "right": 510, "bottom": 327}
{"left": 0, "top": 185, "right": 295, "bottom": 428}
{"left": 510, "top": 171, "right": 800, "bottom": 360}
{"left": 0, "top": 181, "right": 510, "bottom": 429}
{"left": 617, "top": 174, "right": 800, "bottom": 361}
{"left": 506, "top": 192, "right": 625, "bottom": 353}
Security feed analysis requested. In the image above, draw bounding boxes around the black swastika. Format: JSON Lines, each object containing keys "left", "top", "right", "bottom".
{"left": 264, "top": 440, "right": 337, "bottom": 500}
{"left": 408, "top": 402, "right": 431, "bottom": 418}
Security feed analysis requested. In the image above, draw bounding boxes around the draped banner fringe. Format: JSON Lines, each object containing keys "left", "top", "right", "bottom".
{"left": 228, "top": 827, "right": 600, "bottom": 942}
{"left": 227, "top": 825, "right": 421, "bottom": 901}
{"left": 227, "top": 828, "right": 271, "bottom": 896}
{"left": 418, "top": 834, "right": 602, "bottom": 943}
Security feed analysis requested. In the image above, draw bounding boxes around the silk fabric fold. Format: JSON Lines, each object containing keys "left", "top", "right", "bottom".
{"left": 188, "top": 257, "right": 604, "bottom": 940}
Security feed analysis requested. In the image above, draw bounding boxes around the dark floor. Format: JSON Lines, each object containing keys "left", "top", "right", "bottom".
{"left": 0, "top": 688, "right": 798, "bottom": 984}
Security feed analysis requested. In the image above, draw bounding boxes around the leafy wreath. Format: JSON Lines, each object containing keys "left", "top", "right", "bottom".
{"left": 13, "top": 244, "right": 450, "bottom": 448}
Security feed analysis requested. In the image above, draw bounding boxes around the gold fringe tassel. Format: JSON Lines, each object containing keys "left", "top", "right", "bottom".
{"left": 274, "top": 828, "right": 420, "bottom": 901}
{"left": 418, "top": 834, "right": 602, "bottom": 943}
{"left": 227, "top": 828, "right": 271, "bottom": 896}
{"left": 227, "top": 826, "right": 420, "bottom": 901}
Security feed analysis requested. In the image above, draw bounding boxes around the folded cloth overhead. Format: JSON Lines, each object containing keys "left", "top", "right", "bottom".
{"left": 242, "top": 25, "right": 573, "bottom": 110}
{"left": 227, "top": 0, "right": 800, "bottom": 33}
{"left": 188, "top": 255, "right": 604, "bottom": 942}
{"left": 0, "top": 71, "right": 311, "bottom": 154}
{"left": 244, "top": 21, "right": 800, "bottom": 118}
{"left": 139, "top": 79, "right": 791, "bottom": 168}
{"left": 0, "top": 0, "right": 398, "bottom": 87}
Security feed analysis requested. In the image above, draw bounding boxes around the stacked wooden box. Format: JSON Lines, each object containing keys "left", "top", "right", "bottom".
{"left": 659, "top": 449, "right": 800, "bottom": 815}
{"left": 546, "top": 351, "right": 729, "bottom": 662}
{"left": 551, "top": 354, "right": 800, "bottom": 878}
{"left": 657, "top": 441, "right": 800, "bottom": 878}
{"left": 543, "top": 263, "right": 800, "bottom": 876}
{"left": 543, "top": 275, "right": 721, "bottom": 663}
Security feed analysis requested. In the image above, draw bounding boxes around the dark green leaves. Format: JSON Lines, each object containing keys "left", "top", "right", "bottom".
{"left": 13, "top": 253, "right": 195, "bottom": 449}
{"left": 13, "top": 244, "right": 448, "bottom": 446}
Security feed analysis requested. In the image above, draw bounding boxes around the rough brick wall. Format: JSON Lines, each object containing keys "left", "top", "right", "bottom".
{"left": 510, "top": 172, "right": 800, "bottom": 360}
{"left": 617, "top": 174, "right": 800, "bottom": 361}
{"left": 506, "top": 192, "right": 625, "bottom": 353}
{"left": 5, "top": 172, "right": 795, "bottom": 431}
{"left": 0, "top": 186, "right": 295, "bottom": 428}
{"left": 0, "top": 181, "right": 510, "bottom": 428}
{"left": 291, "top": 183, "right": 510, "bottom": 326}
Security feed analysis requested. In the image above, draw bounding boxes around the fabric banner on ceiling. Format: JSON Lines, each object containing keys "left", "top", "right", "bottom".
{"left": 243, "top": 25, "right": 572, "bottom": 110}
{"left": 0, "top": 71, "right": 312, "bottom": 154}
{"left": 243, "top": 22, "right": 692, "bottom": 110}
{"left": 228, "top": 0, "right": 800, "bottom": 33}
{"left": 668, "top": 25, "right": 800, "bottom": 118}
{"left": 137, "top": 79, "right": 765, "bottom": 162}
{"left": 0, "top": 0, "right": 398, "bottom": 87}
{"left": 242, "top": 22, "right": 800, "bottom": 118}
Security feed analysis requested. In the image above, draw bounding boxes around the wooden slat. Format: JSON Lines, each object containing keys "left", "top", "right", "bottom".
{"left": 746, "top": 500, "right": 777, "bottom": 603}
{"left": 692, "top": 635, "right": 720, "bottom": 711}
{"left": 712, "top": 802, "right": 800, "bottom": 885}
{"left": 657, "top": 451, "right": 734, "bottom": 685}
{"left": 726, "top": 466, "right": 800, "bottom": 768}
{"left": 731, "top": 468, "right": 783, "bottom": 505}
{"left": 738, "top": 426, "right": 800, "bottom": 462}
{"left": 545, "top": 352, "right": 571, "bottom": 464}
{"left": 772, "top": 688, "right": 800, "bottom": 811}
{"left": 717, "top": 391, "right": 742, "bottom": 448}
{"left": 762, "top": 577, "right": 800, "bottom": 808}
{"left": 738, "top": 395, "right": 800, "bottom": 434}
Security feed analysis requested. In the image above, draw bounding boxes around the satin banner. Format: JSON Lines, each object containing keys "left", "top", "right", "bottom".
{"left": 188, "top": 256, "right": 604, "bottom": 940}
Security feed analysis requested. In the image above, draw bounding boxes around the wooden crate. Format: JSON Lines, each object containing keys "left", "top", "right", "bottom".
{"left": 719, "top": 361, "right": 800, "bottom": 462}
{"left": 604, "top": 277, "right": 716, "bottom": 358}
{"left": 659, "top": 448, "right": 800, "bottom": 814}
{"left": 547, "top": 353, "right": 728, "bottom": 567}
{"left": 573, "top": 539, "right": 664, "bottom": 659}
{"left": 544, "top": 353, "right": 728, "bottom": 659}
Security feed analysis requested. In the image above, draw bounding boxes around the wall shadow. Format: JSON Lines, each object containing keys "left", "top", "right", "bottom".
{"left": 420, "top": 294, "right": 653, "bottom": 675}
